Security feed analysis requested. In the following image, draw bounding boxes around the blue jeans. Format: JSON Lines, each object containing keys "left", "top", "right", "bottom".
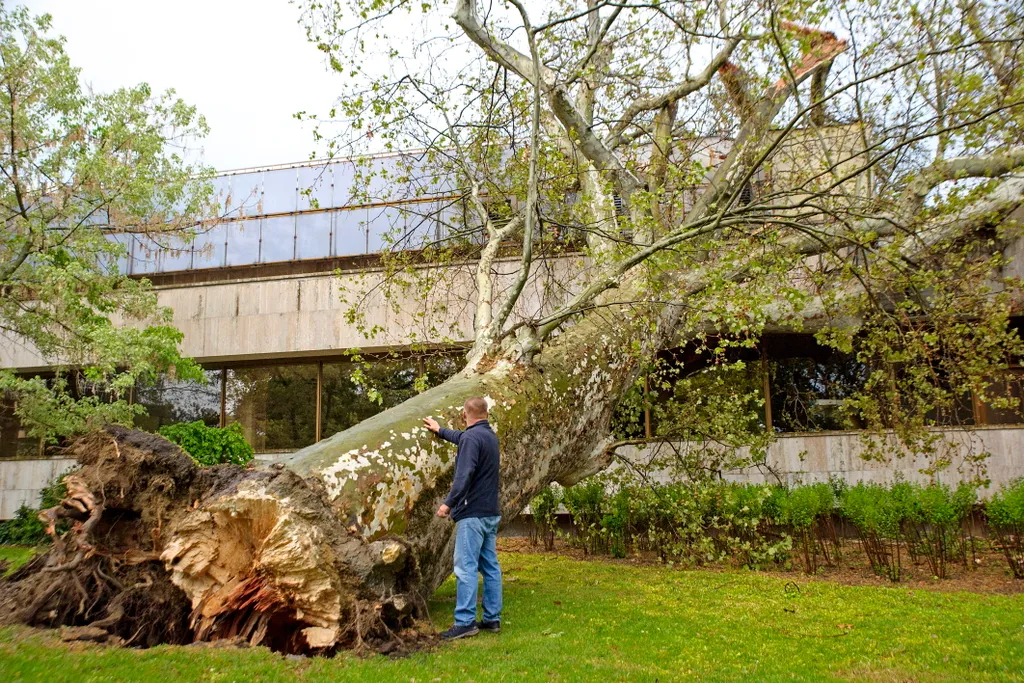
{"left": 453, "top": 515, "right": 502, "bottom": 627}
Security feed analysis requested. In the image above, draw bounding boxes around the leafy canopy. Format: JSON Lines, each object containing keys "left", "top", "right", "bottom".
{"left": 0, "top": 4, "right": 216, "bottom": 441}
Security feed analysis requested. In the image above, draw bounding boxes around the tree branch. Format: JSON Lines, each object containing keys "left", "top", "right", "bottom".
{"left": 605, "top": 37, "right": 741, "bottom": 150}
{"left": 897, "top": 147, "right": 1024, "bottom": 219}
{"left": 452, "top": 0, "right": 641, "bottom": 198}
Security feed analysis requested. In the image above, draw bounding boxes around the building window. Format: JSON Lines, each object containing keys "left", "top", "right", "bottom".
{"left": 768, "top": 354, "right": 868, "bottom": 432}
{"left": 133, "top": 370, "right": 223, "bottom": 433}
{"left": 226, "top": 365, "right": 318, "bottom": 453}
{"left": 978, "top": 369, "right": 1024, "bottom": 425}
{"left": 321, "top": 354, "right": 460, "bottom": 438}
{"left": 0, "top": 399, "right": 41, "bottom": 459}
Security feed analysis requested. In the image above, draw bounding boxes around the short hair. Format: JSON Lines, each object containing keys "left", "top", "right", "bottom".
{"left": 464, "top": 396, "right": 488, "bottom": 419}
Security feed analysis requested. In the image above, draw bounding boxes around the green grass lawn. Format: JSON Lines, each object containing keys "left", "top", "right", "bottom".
{"left": 0, "top": 546, "right": 34, "bottom": 576}
{"left": 1, "top": 551, "right": 1023, "bottom": 682}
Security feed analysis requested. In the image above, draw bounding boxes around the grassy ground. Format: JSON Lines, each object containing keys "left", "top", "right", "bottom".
{"left": 0, "top": 546, "right": 34, "bottom": 576}
{"left": 1, "top": 550, "right": 1023, "bottom": 682}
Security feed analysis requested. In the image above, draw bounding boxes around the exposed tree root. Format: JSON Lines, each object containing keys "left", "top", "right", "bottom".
{"left": 0, "top": 426, "right": 429, "bottom": 655}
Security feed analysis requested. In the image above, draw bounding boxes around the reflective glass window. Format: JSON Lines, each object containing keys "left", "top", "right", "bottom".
{"left": 0, "top": 400, "right": 41, "bottom": 459}
{"left": 226, "top": 365, "right": 317, "bottom": 452}
{"left": 261, "top": 167, "right": 298, "bottom": 214}
{"left": 192, "top": 224, "right": 227, "bottom": 269}
{"left": 211, "top": 176, "right": 235, "bottom": 218}
{"left": 923, "top": 393, "right": 977, "bottom": 427}
{"left": 133, "top": 370, "right": 222, "bottom": 433}
{"left": 438, "top": 198, "right": 482, "bottom": 246}
{"left": 297, "top": 165, "right": 334, "bottom": 211}
{"left": 329, "top": 161, "right": 356, "bottom": 208}
{"left": 153, "top": 232, "right": 195, "bottom": 272}
{"left": 226, "top": 220, "right": 261, "bottom": 267}
{"left": 334, "top": 208, "right": 367, "bottom": 256}
{"left": 397, "top": 201, "right": 442, "bottom": 250}
{"left": 128, "top": 234, "right": 160, "bottom": 275}
{"left": 229, "top": 172, "right": 264, "bottom": 218}
{"left": 296, "top": 213, "right": 332, "bottom": 260}
{"left": 132, "top": 232, "right": 192, "bottom": 274}
{"left": 400, "top": 153, "right": 456, "bottom": 198}
{"left": 321, "top": 355, "right": 460, "bottom": 438}
{"left": 260, "top": 216, "right": 295, "bottom": 263}
{"left": 104, "top": 232, "right": 133, "bottom": 276}
{"left": 979, "top": 370, "right": 1024, "bottom": 425}
{"left": 769, "top": 354, "right": 868, "bottom": 432}
{"left": 360, "top": 156, "right": 405, "bottom": 201}
{"left": 366, "top": 205, "right": 402, "bottom": 254}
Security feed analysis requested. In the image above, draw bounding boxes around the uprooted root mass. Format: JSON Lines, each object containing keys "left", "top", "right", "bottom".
{"left": 0, "top": 426, "right": 431, "bottom": 655}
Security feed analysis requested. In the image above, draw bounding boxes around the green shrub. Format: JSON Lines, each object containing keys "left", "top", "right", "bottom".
{"left": 782, "top": 482, "right": 839, "bottom": 574}
{"left": 562, "top": 479, "right": 606, "bottom": 555}
{"left": 530, "top": 485, "right": 560, "bottom": 551}
{"left": 158, "top": 421, "right": 254, "bottom": 466}
{"left": 762, "top": 485, "right": 789, "bottom": 526}
{"left": 550, "top": 477, "right": 1013, "bottom": 582}
{"left": 986, "top": 478, "right": 1024, "bottom": 579}
{"left": 716, "top": 482, "right": 792, "bottom": 569}
{"left": 902, "top": 482, "right": 975, "bottom": 578}
{"left": 0, "top": 478, "right": 68, "bottom": 546}
{"left": 560, "top": 479, "right": 790, "bottom": 568}
{"left": 841, "top": 482, "right": 909, "bottom": 581}
{"left": 602, "top": 489, "right": 630, "bottom": 558}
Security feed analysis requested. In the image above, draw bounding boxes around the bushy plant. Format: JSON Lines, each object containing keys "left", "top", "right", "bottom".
{"left": 902, "top": 482, "right": 975, "bottom": 578}
{"left": 530, "top": 485, "right": 560, "bottom": 551}
{"left": 639, "top": 482, "right": 718, "bottom": 565}
{"left": 0, "top": 478, "right": 68, "bottom": 546}
{"left": 548, "top": 476, "right": 1009, "bottom": 581}
{"left": 716, "top": 482, "right": 792, "bottom": 569}
{"left": 602, "top": 489, "right": 631, "bottom": 558}
{"left": 782, "top": 483, "right": 839, "bottom": 574}
{"left": 158, "top": 421, "right": 254, "bottom": 466}
{"left": 562, "top": 479, "right": 606, "bottom": 554}
{"left": 560, "top": 479, "right": 790, "bottom": 568}
{"left": 986, "top": 478, "right": 1024, "bottom": 579}
{"left": 841, "top": 482, "right": 905, "bottom": 581}
{"left": 843, "top": 481, "right": 917, "bottom": 581}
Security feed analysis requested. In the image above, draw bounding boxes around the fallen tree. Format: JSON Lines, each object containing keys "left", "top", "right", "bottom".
{"left": 4, "top": 0, "right": 1024, "bottom": 654}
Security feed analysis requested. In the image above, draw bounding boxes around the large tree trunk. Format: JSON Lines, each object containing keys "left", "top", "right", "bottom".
{"left": 0, "top": 297, "right": 659, "bottom": 654}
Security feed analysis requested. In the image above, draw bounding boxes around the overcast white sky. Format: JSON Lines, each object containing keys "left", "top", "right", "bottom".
{"left": 24, "top": 0, "right": 347, "bottom": 172}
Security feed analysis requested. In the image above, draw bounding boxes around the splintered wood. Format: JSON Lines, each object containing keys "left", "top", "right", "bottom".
{"left": 161, "top": 486, "right": 344, "bottom": 651}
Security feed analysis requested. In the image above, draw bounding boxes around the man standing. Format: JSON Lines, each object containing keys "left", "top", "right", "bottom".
{"left": 423, "top": 396, "right": 502, "bottom": 640}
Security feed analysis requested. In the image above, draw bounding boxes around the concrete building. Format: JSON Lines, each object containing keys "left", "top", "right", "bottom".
{"left": 2, "top": 138, "right": 1023, "bottom": 518}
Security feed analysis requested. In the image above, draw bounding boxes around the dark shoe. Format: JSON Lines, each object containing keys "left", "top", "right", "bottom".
{"left": 477, "top": 620, "right": 501, "bottom": 633}
{"left": 440, "top": 623, "right": 479, "bottom": 640}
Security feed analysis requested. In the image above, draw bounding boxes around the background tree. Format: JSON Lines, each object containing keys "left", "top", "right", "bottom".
{"left": 6, "top": 0, "right": 1024, "bottom": 653}
{"left": 0, "top": 4, "right": 214, "bottom": 442}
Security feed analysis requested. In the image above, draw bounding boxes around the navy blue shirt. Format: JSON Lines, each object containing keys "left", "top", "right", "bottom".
{"left": 438, "top": 420, "right": 501, "bottom": 522}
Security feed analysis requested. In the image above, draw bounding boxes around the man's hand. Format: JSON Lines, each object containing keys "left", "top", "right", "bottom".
{"left": 423, "top": 416, "right": 441, "bottom": 433}
{"left": 436, "top": 504, "right": 450, "bottom": 518}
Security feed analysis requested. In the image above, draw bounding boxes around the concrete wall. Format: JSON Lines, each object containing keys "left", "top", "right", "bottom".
{"left": 0, "top": 254, "right": 587, "bottom": 371}
{"left": 613, "top": 426, "right": 1024, "bottom": 497}
{"left": 0, "top": 458, "right": 78, "bottom": 519}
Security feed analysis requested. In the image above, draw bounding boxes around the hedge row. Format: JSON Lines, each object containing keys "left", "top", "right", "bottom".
{"left": 530, "top": 478, "right": 1024, "bottom": 581}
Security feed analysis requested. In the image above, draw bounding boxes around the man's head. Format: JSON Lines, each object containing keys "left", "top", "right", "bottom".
{"left": 462, "top": 396, "right": 489, "bottom": 426}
